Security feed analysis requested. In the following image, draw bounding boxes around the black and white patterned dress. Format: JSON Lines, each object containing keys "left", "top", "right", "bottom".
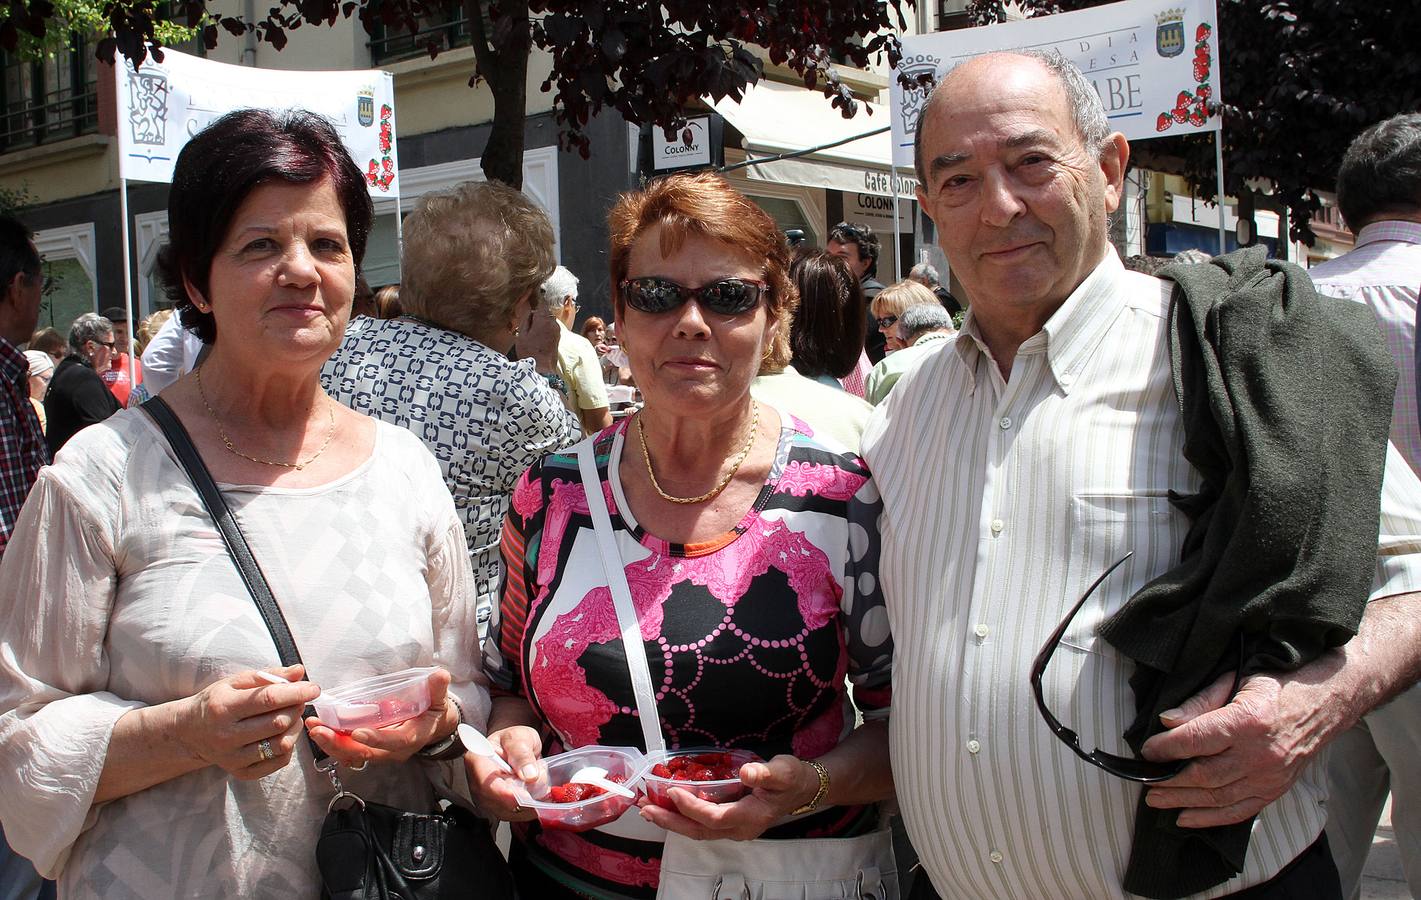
{"left": 323, "top": 316, "right": 580, "bottom": 632}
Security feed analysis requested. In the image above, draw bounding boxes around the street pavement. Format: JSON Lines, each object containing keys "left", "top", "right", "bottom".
{"left": 1363, "top": 796, "right": 1411, "bottom": 899}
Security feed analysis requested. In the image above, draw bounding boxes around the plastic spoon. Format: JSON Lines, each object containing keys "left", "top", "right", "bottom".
{"left": 457, "top": 723, "right": 514, "bottom": 775}
{"left": 570, "top": 765, "right": 636, "bottom": 799}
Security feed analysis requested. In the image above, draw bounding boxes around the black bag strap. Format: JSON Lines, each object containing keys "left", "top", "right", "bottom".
{"left": 140, "top": 396, "right": 328, "bottom": 763}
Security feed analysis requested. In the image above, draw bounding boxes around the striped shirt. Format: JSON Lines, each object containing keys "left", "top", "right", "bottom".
{"left": 1309, "top": 220, "right": 1421, "bottom": 477}
{"left": 861, "top": 250, "right": 1421, "bottom": 899}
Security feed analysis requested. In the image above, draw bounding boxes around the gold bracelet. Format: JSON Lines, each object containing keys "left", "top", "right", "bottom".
{"left": 790, "top": 759, "right": 830, "bottom": 816}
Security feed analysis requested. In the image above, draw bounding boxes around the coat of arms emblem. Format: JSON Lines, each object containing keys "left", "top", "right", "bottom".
{"left": 357, "top": 88, "right": 375, "bottom": 127}
{"left": 1155, "top": 8, "right": 1186, "bottom": 58}
{"left": 897, "top": 54, "right": 941, "bottom": 137}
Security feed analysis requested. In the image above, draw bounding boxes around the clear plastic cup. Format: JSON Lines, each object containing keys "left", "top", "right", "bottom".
{"left": 310, "top": 666, "right": 437, "bottom": 733}
{"left": 639, "top": 748, "right": 761, "bottom": 810}
{"left": 512, "top": 745, "right": 646, "bottom": 832}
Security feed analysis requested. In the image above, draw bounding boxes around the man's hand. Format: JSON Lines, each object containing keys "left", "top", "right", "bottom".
{"left": 1140, "top": 659, "right": 1349, "bottom": 828}
{"left": 638, "top": 755, "right": 820, "bottom": 841}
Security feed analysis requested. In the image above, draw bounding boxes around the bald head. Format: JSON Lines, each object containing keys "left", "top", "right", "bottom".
{"left": 913, "top": 50, "right": 1110, "bottom": 186}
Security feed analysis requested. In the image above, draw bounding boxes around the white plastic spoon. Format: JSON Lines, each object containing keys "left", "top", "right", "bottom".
{"left": 569, "top": 765, "right": 635, "bottom": 799}
{"left": 457, "top": 723, "right": 514, "bottom": 775}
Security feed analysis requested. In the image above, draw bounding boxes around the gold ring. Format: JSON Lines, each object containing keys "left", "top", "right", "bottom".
{"left": 258, "top": 738, "right": 276, "bottom": 761}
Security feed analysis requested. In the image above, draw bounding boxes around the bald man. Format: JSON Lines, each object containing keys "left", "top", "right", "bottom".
{"left": 862, "top": 49, "right": 1421, "bottom": 899}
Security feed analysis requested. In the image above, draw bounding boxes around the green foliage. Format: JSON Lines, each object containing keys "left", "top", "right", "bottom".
{"left": 965, "top": 0, "right": 1421, "bottom": 243}
{"left": 0, "top": 183, "right": 34, "bottom": 216}
{"left": 2, "top": 0, "right": 194, "bottom": 60}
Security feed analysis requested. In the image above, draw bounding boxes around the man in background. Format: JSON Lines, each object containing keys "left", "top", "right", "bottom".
{"left": 98, "top": 305, "right": 141, "bottom": 405}
{"left": 828, "top": 221, "right": 888, "bottom": 363}
{"left": 1309, "top": 111, "right": 1421, "bottom": 900}
{"left": 0, "top": 214, "right": 52, "bottom": 900}
{"left": 541, "top": 265, "right": 611, "bottom": 435}
{"left": 865, "top": 303, "right": 955, "bottom": 406}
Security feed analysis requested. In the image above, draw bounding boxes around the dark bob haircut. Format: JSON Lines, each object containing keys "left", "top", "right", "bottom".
{"left": 155, "top": 108, "right": 373, "bottom": 344}
{"left": 788, "top": 250, "right": 865, "bottom": 380}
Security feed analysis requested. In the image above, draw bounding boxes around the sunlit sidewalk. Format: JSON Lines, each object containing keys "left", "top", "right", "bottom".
{"left": 1363, "top": 796, "right": 1409, "bottom": 899}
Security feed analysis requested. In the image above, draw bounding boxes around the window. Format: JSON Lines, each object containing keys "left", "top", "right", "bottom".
{"left": 368, "top": 5, "right": 472, "bottom": 65}
{"left": 32, "top": 223, "right": 98, "bottom": 337}
{"left": 0, "top": 35, "right": 98, "bottom": 152}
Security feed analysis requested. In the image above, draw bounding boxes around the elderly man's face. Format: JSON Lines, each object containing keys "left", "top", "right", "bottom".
{"left": 915, "top": 56, "right": 1127, "bottom": 325}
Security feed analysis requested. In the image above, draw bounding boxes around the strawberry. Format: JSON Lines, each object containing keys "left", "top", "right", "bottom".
{"left": 1173, "top": 106, "right": 1189, "bottom": 124}
{"left": 1157, "top": 113, "right": 1173, "bottom": 132}
{"left": 1196, "top": 23, "right": 1211, "bottom": 42}
{"left": 1188, "top": 109, "right": 1207, "bottom": 126}
{"left": 651, "top": 764, "right": 673, "bottom": 779}
{"left": 1196, "top": 84, "right": 1212, "bottom": 101}
{"left": 1177, "top": 90, "right": 1194, "bottom": 108}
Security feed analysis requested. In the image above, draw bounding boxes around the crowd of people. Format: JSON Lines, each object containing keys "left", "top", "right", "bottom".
{"left": 0, "top": 48, "right": 1418, "bottom": 900}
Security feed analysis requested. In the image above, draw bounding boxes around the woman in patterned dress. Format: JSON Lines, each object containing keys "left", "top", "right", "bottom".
{"left": 0, "top": 110, "right": 489, "bottom": 897}
{"left": 476, "top": 172, "right": 895, "bottom": 898}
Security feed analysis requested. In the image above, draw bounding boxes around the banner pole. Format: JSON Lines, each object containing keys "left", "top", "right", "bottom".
{"left": 891, "top": 168, "right": 903, "bottom": 282}
{"left": 118, "top": 177, "right": 137, "bottom": 392}
{"left": 1214, "top": 130, "right": 1227, "bottom": 255}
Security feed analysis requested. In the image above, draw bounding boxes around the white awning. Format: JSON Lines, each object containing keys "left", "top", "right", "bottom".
{"left": 712, "top": 81, "right": 916, "bottom": 199}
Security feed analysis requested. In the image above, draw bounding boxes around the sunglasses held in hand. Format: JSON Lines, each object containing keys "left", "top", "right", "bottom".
{"left": 1030, "top": 552, "right": 1244, "bottom": 783}
{"left": 619, "top": 277, "right": 766, "bottom": 316}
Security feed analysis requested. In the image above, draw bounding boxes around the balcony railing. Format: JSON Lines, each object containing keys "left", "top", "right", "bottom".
{"left": 369, "top": 11, "right": 471, "bottom": 65}
{"left": 1, "top": 80, "right": 98, "bottom": 153}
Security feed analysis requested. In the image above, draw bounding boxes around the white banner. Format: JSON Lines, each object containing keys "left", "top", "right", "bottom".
{"left": 115, "top": 50, "right": 399, "bottom": 197}
{"left": 891, "top": 0, "right": 1221, "bottom": 168}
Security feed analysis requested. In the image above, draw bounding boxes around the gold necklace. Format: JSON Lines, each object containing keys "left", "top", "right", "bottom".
{"left": 636, "top": 402, "right": 759, "bottom": 505}
{"left": 196, "top": 366, "right": 337, "bottom": 471}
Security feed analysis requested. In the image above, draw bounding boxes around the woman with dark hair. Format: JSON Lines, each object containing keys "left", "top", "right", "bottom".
{"left": 474, "top": 172, "right": 894, "bottom": 898}
{"left": 751, "top": 251, "right": 874, "bottom": 451}
{"left": 786, "top": 251, "right": 864, "bottom": 386}
{"left": 0, "top": 109, "right": 489, "bottom": 895}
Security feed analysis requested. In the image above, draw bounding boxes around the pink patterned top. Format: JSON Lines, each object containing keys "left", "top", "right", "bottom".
{"left": 483, "top": 413, "right": 892, "bottom": 899}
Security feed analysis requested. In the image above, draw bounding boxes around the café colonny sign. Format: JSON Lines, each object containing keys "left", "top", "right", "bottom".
{"left": 890, "top": 0, "right": 1222, "bottom": 168}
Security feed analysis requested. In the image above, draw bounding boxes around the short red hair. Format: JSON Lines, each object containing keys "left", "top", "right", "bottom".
{"left": 608, "top": 172, "right": 798, "bottom": 372}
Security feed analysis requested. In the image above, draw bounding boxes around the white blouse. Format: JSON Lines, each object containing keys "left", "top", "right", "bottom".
{"left": 0, "top": 409, "right": 490, "bottom": 898}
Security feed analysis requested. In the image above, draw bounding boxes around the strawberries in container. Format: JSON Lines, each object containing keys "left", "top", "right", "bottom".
{"left": 640, "top": 748, "right": 762, "bottom": 810}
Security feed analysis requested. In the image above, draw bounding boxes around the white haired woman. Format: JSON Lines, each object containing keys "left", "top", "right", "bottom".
{"left": 42, "top": 312, "right": 121, "bottom": 454}
{"left": 323, "top": 180, "right": 580, "bottom": 638}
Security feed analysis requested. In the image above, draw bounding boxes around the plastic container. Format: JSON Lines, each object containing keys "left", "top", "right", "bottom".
{"left": 512, "top": 745, "right": 646, "bottom": 832}
{"left": 639, "top": 748, "right": 760, "bottom": 810}
{"left": 310, "top": 666, "right": 437, "bottom": 733}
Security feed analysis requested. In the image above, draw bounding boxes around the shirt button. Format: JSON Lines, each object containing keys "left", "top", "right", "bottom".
{"left": 974, "top": 623, "right": 989, "bottom": 639}
{"left": 990, "top": 851, "right": 1004, "bottom": 864}
{"left": 967, "top": 740, "right": 981, "bottom": 754}
{"left": 990, "top": 518, "right": 1004, "bottom": 535}
{"left": 998, "top": 416, "right": 1012, "bottom": 430}
{"left": 1060, "top": 372, "right": 1074, "bottom": 386}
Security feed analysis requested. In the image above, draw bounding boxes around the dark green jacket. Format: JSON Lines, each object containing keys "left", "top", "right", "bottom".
{"left": 1097, "top": 247, "right": 1396, "bottom": 898}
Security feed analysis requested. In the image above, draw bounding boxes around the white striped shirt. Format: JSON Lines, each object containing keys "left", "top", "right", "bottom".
{"left": 1309, "top": 220, "right": 1421, "bottom": 477}
{"left": 861, "top": 250, "right": 1421, "bottom": 899}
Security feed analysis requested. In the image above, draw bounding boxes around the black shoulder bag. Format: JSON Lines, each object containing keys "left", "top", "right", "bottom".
{"left": 142, "top": 397, "right": 515, "bottom": 900}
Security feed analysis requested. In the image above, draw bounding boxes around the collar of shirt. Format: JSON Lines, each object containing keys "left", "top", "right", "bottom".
{"left": 0, "top": 336, "right": 27, "bottom": 387}
{"left": 1353, "top": 219, "right": 1421, "bottom": 249}
{"left": 952, "top": 250, "right": 1128, "bottom": 397}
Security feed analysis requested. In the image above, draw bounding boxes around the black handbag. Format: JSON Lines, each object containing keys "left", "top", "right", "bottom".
{"left": 142, "top": 397, "right": 516, "bottom": 900}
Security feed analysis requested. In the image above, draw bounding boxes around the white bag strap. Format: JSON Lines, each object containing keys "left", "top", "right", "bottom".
{"left": 577, "top": 440, "right": 666, "bottom": 755}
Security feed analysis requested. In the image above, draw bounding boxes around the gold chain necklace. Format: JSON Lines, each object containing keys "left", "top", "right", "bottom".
{"left": 636, "top": 402, "right": 759, "bottom": 505}
{"left": 196, "top": 366, "right": 337, "bottom": 471}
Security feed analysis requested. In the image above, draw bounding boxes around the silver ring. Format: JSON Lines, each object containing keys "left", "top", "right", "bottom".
{"left": 258, "top": 739, "right": 276, "bottom": 761}
{"left": 348, "top": 759, "right": 368, "bottom": 772}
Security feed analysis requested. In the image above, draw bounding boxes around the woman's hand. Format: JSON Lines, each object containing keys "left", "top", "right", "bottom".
{"left": 174, "top": 664, "right": 320, "bottom": 781}
{"left": 639, "top": 754, "right": 820, "bottom": 841}
{"left": 304, "top": 668, "right": 457, "bottom": 767}
{"left": 465, "top": 725, "right": 543, "bottom": 822}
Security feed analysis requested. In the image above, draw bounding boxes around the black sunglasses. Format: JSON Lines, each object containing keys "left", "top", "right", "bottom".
{"left": 875, "top": 314, "right": 899, "bottom": 330}
{"left": 620, "top": 277, "right": 766, "bottom": 316}
{"left": 1030, "top": 552, "right": 1244, "bottom": 783}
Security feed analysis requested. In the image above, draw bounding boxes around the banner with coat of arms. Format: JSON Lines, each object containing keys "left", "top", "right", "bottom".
{"left": 891, "top": 0, "right": 1221, "bottom": 168}
{"left": 115, "top": 49, "right": 398, "bottom": 196}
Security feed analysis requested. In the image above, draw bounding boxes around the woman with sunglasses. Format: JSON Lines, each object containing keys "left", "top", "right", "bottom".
{"left": 475, "top": 172, "right": 895, "bottom": 899}
{"left": 869, "top": 280, "right": 941, "bottom": 356}
{"left": 43, "top": 311, "right": 122, "bottom": 454}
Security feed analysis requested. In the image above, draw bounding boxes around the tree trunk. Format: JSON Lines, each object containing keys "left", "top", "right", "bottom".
{"left": 465, "top": 0, "right": 529, "bottom": 189}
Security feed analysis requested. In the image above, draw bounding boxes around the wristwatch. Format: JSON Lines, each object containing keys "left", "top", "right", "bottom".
{"left": 542, "top": 371, "right": 569, "bottom": 395}
{"left": 790, "top": 759, "right": 831, "bottom": 816}
{"left": 417, "top": 695, "right": 466, "bottom": 761}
